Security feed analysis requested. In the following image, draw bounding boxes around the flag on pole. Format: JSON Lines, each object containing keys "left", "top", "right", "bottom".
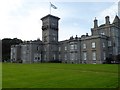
{"left": 50, "top": 2, "right": 57, "bottom": 9}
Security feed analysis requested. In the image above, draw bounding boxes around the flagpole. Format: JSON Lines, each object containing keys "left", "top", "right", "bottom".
{"left": 49, "top": 2, "right": 51, "bottom": 15}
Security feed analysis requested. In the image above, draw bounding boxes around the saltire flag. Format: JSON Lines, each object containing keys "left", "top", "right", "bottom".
{"left": 50, "top": 2, "right": 57, "bottom": 9}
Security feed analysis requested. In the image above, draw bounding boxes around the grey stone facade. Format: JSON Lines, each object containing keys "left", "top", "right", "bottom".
{"left": 11, "top": 14, "right": 120, "bottom": 64}
{"left": 11, "top": 39, "right": 42, "bottom": 63}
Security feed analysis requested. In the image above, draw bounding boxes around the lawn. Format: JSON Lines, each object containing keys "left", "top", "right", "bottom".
{"left": 2, "top": 63, "right": 119, "bottom": 88}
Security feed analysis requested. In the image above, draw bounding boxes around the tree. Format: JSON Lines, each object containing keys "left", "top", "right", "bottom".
{"left": 105, "top": 57, "right": 112, "bottom": 64}
{"left": 2, "top": 38, "right": 23, "bottom": 62}
{"left": 116, "top": 54, "right": 120, "bottom": 63}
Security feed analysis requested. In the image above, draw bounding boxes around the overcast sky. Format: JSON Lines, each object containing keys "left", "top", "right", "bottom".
{"left": 0, "top": 0, "right": 119, "bottom": 41}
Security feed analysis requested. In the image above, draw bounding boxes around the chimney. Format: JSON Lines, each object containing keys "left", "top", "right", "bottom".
{"left": 86, "top": 33, "right": 88, "bottom": 36}
{"left": 105, "top": 16, "right": 110, "bottom": 25}
{"left": 94, "top": 17, "right": 98, "bottom": 28}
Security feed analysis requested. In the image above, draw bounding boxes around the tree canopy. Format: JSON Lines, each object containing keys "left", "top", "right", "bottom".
{"left": 2, "top": 38, "right": 23, "bottom": 62}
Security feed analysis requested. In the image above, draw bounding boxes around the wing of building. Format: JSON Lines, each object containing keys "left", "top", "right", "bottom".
{"left": 11, "top": 14, "right": 120, "bottom": 64}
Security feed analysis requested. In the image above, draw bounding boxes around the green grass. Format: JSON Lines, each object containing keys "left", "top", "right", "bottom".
{"left": 2, "top": 63, "right": 119, "bottom": 88}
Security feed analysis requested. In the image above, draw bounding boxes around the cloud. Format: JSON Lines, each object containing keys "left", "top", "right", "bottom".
{"left": 0, "top": 0, "right": 24, "bottom": 39}
{"left": 0, "top": 0, "right": 79, "bottom": 41}
{"left": 1, "top": 1, "right": 119, "bottom": 41}
{"left": 97, "top": 1, "right": 118, "bottom": 25}
{"left": 0, "top": 1, "right": 49, "bottom": 40}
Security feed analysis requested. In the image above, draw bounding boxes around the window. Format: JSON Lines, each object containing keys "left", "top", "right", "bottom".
{"left": 92, "top": 52, "right": 96, "bottom": 64}
{"left": 37, "top": 46, "right": 39, "bottom": 51}
{"left": 44, "top": 55, "right": 46, "bottom": 60}
{"left": 83, "top": 52, "right": 87, "bottom": 60}
{"left": 93, "top": 60, "right": 96, "bottom": 64}
{"left": 102, "top": 43, "right": 105, "bottom": 48}
{"left": 53, "top": 37, "right": 56, "bottom": 41}
{"left": 70, "top": 45, "right": 74, "bottom": 50}
{"left": 23, "top": 51, "right": 26, "bottom": 54}
{"left": 27, "top": 46, "right": 29, "bottom": 50}
{"left": 74, "top": 44, "right": 77, "bottom": 49}
{"left": 53, "top": 54, "right": 56, "bottom": 60}
{"left": 103, "top": 52, "right": 106, "bottom": 60}
{"left": 92, "top": 42, "right": 96, "bottom": 48}
{"left": 92, "top": 52, "right": 96, "bottom": 60}
{"left": 101, "top": 32, "right": 105, "bottom": 35}
{"left": 70, "top": 44, "right": 77, "bottom": 50}
{"left": 83, "top": 43, "right": 86, "bottom": 49}
{"left": 39, "top": 54, "right": 41, "bottom": 61}
{"left": 65, "top": 54, "right": 67, "bottom": 60}
{"left": 108, "top": 41, "right": 112, "bottom": 46}
{"left": 59, "top": 54, "right": 61, "bottom": 60}
{"left": 34, "top": 57, "right": 38, "bottom": 62}
{"left": 70, "top": 53, "right": 75, "bottom": 61}
{"left": 74, "top": 53, "right": 77, "bottom": 60}
{"left": 59, "top": 47, "right": 61, "bottom": 51}
{"left": 65, "top": 46, "right": 67, "bottom": 51}
{"left": 44, "top": 47, "right": 46, "bottom": 51}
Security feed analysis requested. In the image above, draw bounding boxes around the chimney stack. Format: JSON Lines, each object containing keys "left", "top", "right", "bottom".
{"left": 105, "top": 16, "right": 110, "bottom": 25}
{"left": 94, "top": 17, "right": 98, "bottom": 28}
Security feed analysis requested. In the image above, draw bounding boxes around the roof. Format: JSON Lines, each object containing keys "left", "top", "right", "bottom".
{"left": 41, "top": 14, "right": 60, "bottom": 20}
{"left": 112, "top": 15, "right": 120, "bottom": 24}
{"left": 99, "top": 24, "right": 105, "bottom": 27}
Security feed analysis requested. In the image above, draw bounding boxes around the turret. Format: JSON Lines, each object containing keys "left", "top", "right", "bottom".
{"left": 113, "top": 15, "right": 120, "bottom": 24}
{"left": 112, "top": 15, "right": 120, "bottom": 27}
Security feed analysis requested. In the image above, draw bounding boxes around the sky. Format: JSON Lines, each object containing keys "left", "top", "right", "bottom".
{"left": 0, "top": 0, "right": 119, "bottom": 41}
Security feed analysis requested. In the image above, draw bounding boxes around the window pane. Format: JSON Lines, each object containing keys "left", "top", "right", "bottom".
{"left": 92, "top": 42, "right": 96, "bottom": 48}
{"left": 108, "top": 41, "right": 112, "bottom": 46}
{"left": 92, "top": 52, "right": 96, "bottom": 60}
{"left": 103, "top": 52, "right": 106, "bottom": 60}
{"left": 75, "top": 44, "right": 77, "bottom": 49}
{"left": 103, "top": 43, "right": 105, "bottom": 48}
{"left": 83, "top": 52, "right": 87, "bottom": 60}
{"left": 65, "top": 54, "right": 67, "bottom": 60}
{"left": 53, "top": 54, "right": 56, "bottom": 60}
{"left": 59, "top": 47, "right": 61, "bottom": 51}
{"left": 70, "top": 53, "right": 75, "bottom": 60}
{"left": 65, "top": 46, "right": 67, "bottom": 50}
{"left": 59, "top": 54, "right": 61, "bottom": 60}
{"left": 83, "top": 44, "right": 86, "bottom": 49}
{"left": 70, "top": 45, "right": 74, "bottom": 50}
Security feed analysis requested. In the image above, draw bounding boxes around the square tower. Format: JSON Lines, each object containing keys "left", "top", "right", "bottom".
{"left": 41, "top": 14, "right": 60, "bottom": 62}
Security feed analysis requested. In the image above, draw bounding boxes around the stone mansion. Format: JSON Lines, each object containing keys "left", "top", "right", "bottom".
{"left": 11, "top": 14, "right": 120, "bottom": 64}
